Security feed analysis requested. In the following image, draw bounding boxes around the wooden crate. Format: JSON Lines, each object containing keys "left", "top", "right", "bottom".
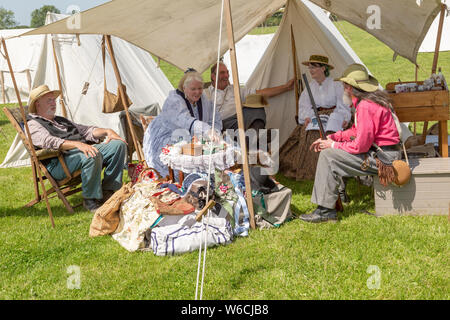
{"left": 386, "top": 81, "right": 449, "bottom": 122}
{"left": 374, "top": 157, "right": 450, "bottom": 216}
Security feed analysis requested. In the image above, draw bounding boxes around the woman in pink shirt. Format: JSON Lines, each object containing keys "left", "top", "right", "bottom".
{"left": 300, "top": 64, "right": 402, "bottom": 223}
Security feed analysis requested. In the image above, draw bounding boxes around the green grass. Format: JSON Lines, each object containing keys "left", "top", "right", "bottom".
{"left": 1, "top": 22, "right": 449, "bottom": 300}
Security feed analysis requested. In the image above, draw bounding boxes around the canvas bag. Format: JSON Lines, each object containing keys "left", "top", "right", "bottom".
{"left": 89, "top": 182, "right": 134, "bottom": 237}
{"left": 252, "top": 184, "right": 293, "bottom": 228}
{"left": 101, "top": 36, "right": 133, "bottom": 113}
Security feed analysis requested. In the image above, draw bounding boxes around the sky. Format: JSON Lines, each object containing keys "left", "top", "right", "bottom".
{"left": 1, "top": 0, "right": 109, "bottom": 26}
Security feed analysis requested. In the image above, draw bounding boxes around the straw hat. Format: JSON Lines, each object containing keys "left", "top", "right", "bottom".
{"left": 28, "top": 85, "right": 61, "bottom": 113}
{"left": 242, "top": 94, "right": 268, "bottom": 108}
{"left": 302, "top": 54, "right": 334, "bottom": 70}
{"left": 335, "top": 63, "right": 379, "bottom": 92}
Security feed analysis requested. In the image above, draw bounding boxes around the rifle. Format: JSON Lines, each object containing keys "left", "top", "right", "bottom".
{"left": 302, "top": 73, "right": 344, "bottom": 212}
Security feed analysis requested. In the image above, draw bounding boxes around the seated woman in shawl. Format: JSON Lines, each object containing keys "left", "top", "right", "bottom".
{"left": 279, "top": 54, "right": 351, "bottom": 182}
{"left": 143, "top": 69, "right": 222, "bottom": 178}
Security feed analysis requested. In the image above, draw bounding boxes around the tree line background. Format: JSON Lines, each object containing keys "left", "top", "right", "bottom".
{"left": 0, "top": 5, "right": 61, "bottom": 29}
{"left": 1, "top": 5, "right": 301, "bottom": 30}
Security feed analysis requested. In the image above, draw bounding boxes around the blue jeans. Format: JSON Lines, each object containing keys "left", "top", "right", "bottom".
{"left": 46, "top": 140, "right": 126, "bottom": 200}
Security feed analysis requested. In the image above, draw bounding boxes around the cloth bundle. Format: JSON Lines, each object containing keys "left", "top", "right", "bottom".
{"left": 149, "top": 211, "right": 233, "bottom": 256}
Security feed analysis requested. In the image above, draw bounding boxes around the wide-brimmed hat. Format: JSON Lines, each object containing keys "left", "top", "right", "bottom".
{"left": 335, "top": 63, "right": 379, "bottom": 92}
{"left": 302, "top": 54, "right": 334, "bottom": 70}
{"left": 242, "top": 94, "right": 268, "bottom": 108}
{"left": 28, "top": 85, "right": 61, "bottom": 113}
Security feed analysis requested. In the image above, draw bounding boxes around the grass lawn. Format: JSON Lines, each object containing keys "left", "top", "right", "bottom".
{"left": 0, "top": 21, "right": 449, "bottom": 300}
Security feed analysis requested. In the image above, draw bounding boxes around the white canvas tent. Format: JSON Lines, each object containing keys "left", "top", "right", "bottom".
{"left": 1, "top": 13, "right": 173, "bottom": 168}
{"left": 419, "top": 2, "right": 449, "bottom": 52}
{"left": 223, "top": 33, "right": 275, "bottom": 85}
{"left": 0, "top": 28, "right": 43, "bottom": 104}
{"left": 21, "top": 0, "right": 443, "bottom": 71}
{"left": 246, "top": 0, "right": 365, "bottom": 145}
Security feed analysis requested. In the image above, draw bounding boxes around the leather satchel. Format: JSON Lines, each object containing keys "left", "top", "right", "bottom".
{"left": 101, "top": 36, "right": 132, "bottom": 113}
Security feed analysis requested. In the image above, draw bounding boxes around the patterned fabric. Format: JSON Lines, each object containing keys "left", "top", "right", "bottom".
{"left": 279, "top": 108, "right": 334, "bottom": 181}
{"left": 112, "top": 180, "right": 180, "bottom": 252}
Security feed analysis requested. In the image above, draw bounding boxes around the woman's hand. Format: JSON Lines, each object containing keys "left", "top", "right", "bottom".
{"left": 310, "top": 137, "right": 333, "bottom": 152}
{"left": 207, "top": 129, "right": 221, "bottom": 143}
{"left": 304, "top": 117, "right": 311, "bottom": 127}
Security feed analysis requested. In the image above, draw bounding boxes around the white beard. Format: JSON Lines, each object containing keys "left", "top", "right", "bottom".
{"left": 342, "top": 91, "right": 352, "bottom": 106}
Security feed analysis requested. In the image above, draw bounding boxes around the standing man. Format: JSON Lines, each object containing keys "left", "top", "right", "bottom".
{"left": 27, "top": 85, "right": 127, "bottom": 212}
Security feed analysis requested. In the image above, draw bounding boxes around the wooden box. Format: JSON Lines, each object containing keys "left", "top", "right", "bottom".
{"left": 374, "top": 157, "right": 450, "bottom": 216}
{"left": 386, "top": 81, "right": 449, "bottom": 122}
{"left": 182, "top": 143, "right": 202, "bottom": 156}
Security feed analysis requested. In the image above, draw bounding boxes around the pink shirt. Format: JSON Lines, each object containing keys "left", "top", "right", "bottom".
{"left": 329, "top": 97, "right": 399, "bottom": 154}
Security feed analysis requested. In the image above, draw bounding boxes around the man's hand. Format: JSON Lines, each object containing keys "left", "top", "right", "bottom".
{"left": 310, "top": 137, "right": 333, "bottom": 153}
{"left": 285, "top": 78, "right": 295, "bottom": 91}
{"left": 74, "top": 141, "right": 99, "bottom": 158}
{"left": 103, "top": 129, "right": 127, "bottom": 144}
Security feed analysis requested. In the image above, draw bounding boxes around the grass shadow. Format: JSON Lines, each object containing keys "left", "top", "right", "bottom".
{"left": 0, "top": 196, "right": 87, "bottom": 219}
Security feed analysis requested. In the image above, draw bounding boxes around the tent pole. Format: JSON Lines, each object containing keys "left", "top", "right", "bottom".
{"left": 424, "top": 3, "right": 446, "bottom": 148}
{"left": 224, "top": 0, "right": 256, "bottom": 229}
{"left": 104, "top": 34, "right": 144, "bottom": 162}
{"left": 290, "top": 24, "right": 300, "bottom": 123}
{"left": 431, "top": 3, "right": 446, "bottom": 74}
{"left": 0, "top": 71, "right": 5, "bottom": 104}
{"left": 1, "top": 37, "right": 56, "bottom": 228}
{"left": 26, "top": 69, "right": 32, "bottom": 93}
{"left": 51, "top": 37, "right": 68, "bottom": 118}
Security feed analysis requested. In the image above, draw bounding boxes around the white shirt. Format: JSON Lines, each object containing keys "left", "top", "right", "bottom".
{"left": 207, "top": 85, "right": 256, "bottom": 120}
{"left": 298, "top": 77, "right": 351, "bottom": 132}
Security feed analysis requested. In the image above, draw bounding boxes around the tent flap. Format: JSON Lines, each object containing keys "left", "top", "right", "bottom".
{"left": 21, "top": 0, "right": 443, "bottom": 69}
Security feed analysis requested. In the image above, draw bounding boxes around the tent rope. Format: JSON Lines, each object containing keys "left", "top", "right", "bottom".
{"left": 72, "top": 42, "right": 102, "bottom": 116}
{"left": 195, "top": 0, "right": 225, "bottom": 301}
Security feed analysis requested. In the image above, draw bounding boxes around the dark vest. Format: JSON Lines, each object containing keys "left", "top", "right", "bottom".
{"left": 176, "top": 89, "right": 203, "bottom": 121}
{"left": 27, "top": 115, "right": 91, "bottom": 145}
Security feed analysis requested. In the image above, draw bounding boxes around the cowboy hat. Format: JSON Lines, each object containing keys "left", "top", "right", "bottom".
{"left": 302, "top": 54, "right": 334, "bottom": 70}
{"left": 335, "top": 63, "right": 379, "bottom": 92}
{"left": 242, "top": 94, "right": 268, "bottom": 108}
{"left": 28, "top": 84, "right": 61, "bottom": 114}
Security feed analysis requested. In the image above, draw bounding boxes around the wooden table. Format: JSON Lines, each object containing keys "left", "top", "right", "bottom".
{"left": 386, "top": 81, "right": 449, "bottom": 157}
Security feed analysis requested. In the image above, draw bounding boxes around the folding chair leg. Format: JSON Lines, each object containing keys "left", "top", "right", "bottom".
{"left": 35, "top": 170, "right": 55, "bottom": 228}
{"left": 31, "top": 161, "right": 41, "bottom": 204}
{"left": 40, "top": 165, "right": 75, "bottom": 214}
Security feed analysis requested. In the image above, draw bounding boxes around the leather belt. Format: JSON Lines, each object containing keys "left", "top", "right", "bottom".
{"left": 317, "top": 106, "right": 336, "bottom": 112}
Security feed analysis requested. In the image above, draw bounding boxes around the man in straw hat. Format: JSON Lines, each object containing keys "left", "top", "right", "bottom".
{"left": 299, "top": 64, "right": 402, "bottom": 223}
{"left": 27, "top": 84, "right": 127, "bottom": 212}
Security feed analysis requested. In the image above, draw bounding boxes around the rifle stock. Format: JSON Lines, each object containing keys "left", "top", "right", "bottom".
{"left": 302, "top": 73, "right": 325, "bottom": 138}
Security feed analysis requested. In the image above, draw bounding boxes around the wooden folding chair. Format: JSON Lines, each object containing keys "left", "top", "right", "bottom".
{"left": 3, "top": 106, "right": 83, "bottom": 225}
